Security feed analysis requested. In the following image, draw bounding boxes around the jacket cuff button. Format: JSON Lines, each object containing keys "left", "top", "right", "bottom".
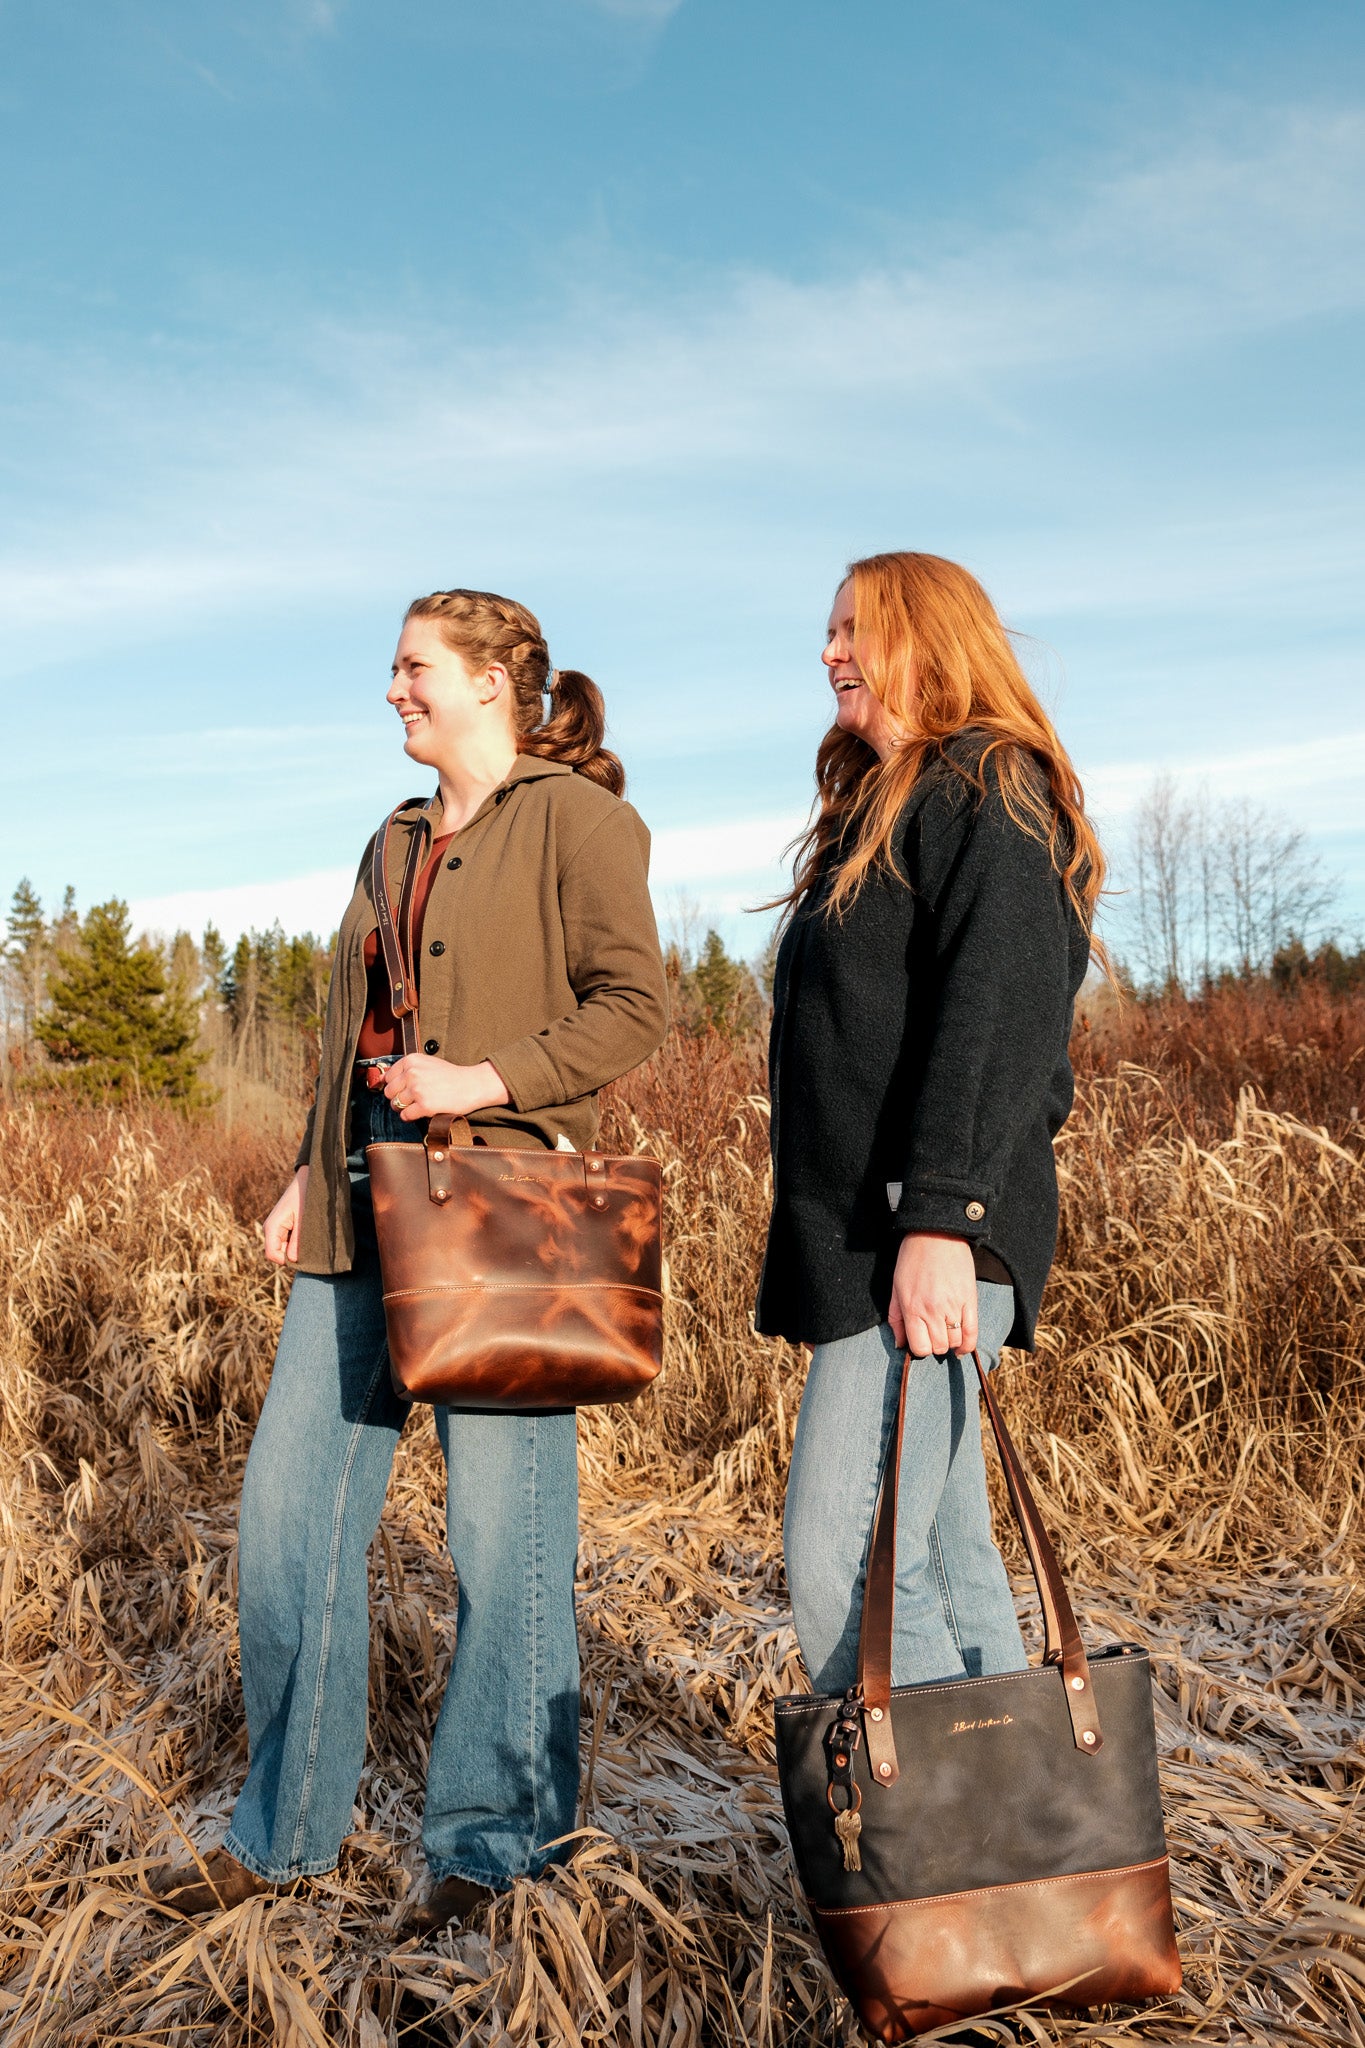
{"left": 965, "top": 1200, "right": 985, "bottom": 1221}
{"left": 424, "top": 1039, "right": 440, "bottom": 1055}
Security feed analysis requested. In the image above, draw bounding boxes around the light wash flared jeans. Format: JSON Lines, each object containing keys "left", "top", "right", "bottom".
{"left": 223, "top": 1084, "right": 580, "bottom": 1890}
{"left": 783, "top": 1280, "right": 1027, "bottom": 1692}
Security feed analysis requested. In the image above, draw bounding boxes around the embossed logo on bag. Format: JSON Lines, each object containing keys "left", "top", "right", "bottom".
{"left": 950, "top": 1714, "right": 1015, "bottom": 1733}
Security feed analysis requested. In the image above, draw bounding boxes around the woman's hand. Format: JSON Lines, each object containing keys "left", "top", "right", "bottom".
{"left": 889, "top": 1231, "right": 977, "bottom": 1358}
{"left": 382, "top": 1055, "right": 511, "bottom": 1123}
{"left": 263, "top": 1165, "right": 309, "bottom": 1266}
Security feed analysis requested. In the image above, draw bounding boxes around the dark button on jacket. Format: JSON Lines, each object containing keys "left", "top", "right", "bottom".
{"left": 755, "top": 735, "right": 1091, "bottom": 1352}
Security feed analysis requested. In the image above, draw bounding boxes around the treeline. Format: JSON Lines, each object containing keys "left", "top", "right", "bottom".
{"left": 1, "top": 880, "right": 769, "bottom": 1107}
{"left": 8, "top": 823, "right": 1360, "bottom": 1115}
{"left": 2, "top": 879, "right": 332, "bottom": 1108}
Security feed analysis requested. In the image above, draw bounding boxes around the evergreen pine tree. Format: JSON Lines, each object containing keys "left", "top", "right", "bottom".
{"left": 167, "top": 929, "right": 202, "bottom": 1002}
{"left": 50, "top": 884, "right": 80, "bottom": 953}
{"left": 201, "top": 923, "right": 227, "bottom": 991}
{"left": 35, "top": 900, "right": 208, "bottom": 1102}
{"left": 5, "top": 878, "right": 46, "bottom": 1039}
{"left": 755, "top": 925, "right": 780, "bottom": 999}
{"left": 690, "top": 929, "right": 742, "bottom": 1028}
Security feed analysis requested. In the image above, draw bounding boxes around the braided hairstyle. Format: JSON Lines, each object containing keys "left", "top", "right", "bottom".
{"left": 404, "top": 588, "right": 625, "bottom": 796}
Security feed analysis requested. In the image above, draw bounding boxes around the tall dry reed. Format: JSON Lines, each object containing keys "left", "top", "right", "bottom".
{"left": 0, "top": 1010, "right": 1361, "bottom": 2045}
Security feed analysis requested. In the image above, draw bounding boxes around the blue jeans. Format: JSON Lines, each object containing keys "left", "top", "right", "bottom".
{"left": 783, "top": 1281, "right": 1026, "bottom": 1693}
{"left": 223, "top": 1083, "right": 580, "bottom": 1889}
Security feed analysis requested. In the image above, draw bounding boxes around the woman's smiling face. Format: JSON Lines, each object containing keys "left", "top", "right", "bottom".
{"left": 822, "top": 578, "right": 909, "bottom": 759}
{"left": 387, "top": 617, "right": 502, "bottom": 765}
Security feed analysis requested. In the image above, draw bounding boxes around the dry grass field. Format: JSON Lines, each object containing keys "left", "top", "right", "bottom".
{"left": 0, "top": 988, "right": 1362, "bottom": 2045}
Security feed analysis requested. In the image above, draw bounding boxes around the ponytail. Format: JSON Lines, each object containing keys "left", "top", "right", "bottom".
{"left": 404, "top": 589, "right": 626, "bottom": 797}
{"left": 520, "top": 668, "right": 625, "bottom": 795}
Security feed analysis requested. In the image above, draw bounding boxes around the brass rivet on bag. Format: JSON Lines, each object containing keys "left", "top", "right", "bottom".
{"left": 1082, "top": 1729, "right": 1097, "bottom": 1745}
{"left": 1071, "top": 1675, "right": 1085, "bottom": 1690}
{"left": 869, "top": 1706, "right": 883, "bottom": 1721}
{"left": 435, "top": 1189, "right": 448, "bottom": 1201}
{"left": 878, "top": 1762, "right": 892, "bottom": 1777}
{"left": 591, "top": 1193, "right": 608, "bottom": 1209}
{"left": 433, "top": 1151, "right": 444, "bottom": 1161}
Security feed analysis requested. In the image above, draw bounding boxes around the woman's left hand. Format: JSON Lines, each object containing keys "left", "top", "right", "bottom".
{"left": 889, "top": 1231, "right": 978, "bottom": 1358}
{"left": 382, "top": 1054, "right": 511, "bottom": 1122}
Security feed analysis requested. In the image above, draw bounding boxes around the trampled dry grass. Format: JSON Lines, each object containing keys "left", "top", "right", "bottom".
{"left": 0, "top": 1011, "right": 1362, "bottom": 2044}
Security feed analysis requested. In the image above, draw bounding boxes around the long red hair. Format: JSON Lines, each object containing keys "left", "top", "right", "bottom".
{"left": 776, "top": 552, "right": 1107, "bottom": 959}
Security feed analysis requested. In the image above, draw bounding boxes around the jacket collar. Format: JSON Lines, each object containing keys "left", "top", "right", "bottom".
{"left": 396, "top": 751, "right": 576, "bottom": 834}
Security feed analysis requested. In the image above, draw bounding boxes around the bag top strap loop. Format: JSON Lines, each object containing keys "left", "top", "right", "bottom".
{"left": 422, "top": 1111, "right": 473, "bottom": 1203}
{"left": 856, "top": 1350, "right": 1102, "bottom": 1784}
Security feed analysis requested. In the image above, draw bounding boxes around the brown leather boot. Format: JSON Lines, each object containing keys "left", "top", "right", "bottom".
{"left": 149, "top": 1847, "right": 279, "bottom": 1915}
{"left": 396, "top": 1873, "right": 495, "bottom": 1936}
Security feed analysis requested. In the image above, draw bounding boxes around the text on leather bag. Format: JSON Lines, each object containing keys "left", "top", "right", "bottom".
{"left": 950, "top": 1714, "right": 1015, "bottom": 1733}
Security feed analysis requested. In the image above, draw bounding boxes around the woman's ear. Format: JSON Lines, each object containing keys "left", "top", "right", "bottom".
{"left": 479, "top": 662, "right": 509, "bottom": 706}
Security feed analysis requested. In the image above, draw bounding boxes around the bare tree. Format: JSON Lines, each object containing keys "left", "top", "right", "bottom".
{"left": 1126, "top": 778, "right": 1337, "bottom": 991}
{"left": 1131, "top": 775, "right": 1199, "bottom": 990}
{"left": 1213, "top": 798, "right": 1337, "bottom": 976}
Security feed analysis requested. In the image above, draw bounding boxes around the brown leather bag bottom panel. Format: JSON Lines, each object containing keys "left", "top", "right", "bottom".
{"left": 383, "top": 1283, "right": 663, "bottom": 1408}
{"left": 812, "top": 1856, "right": 1180, "bottom": 2043}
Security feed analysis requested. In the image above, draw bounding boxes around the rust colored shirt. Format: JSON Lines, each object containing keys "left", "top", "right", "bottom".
{"left": 356, "top": 832, "right": 455, "bottom": 1058}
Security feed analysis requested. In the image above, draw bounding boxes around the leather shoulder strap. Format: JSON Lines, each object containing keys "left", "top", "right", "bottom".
{"left": 370, "top": 799, "right": 432, "bottom": 1058}
{"left": 856, "top": 1350, "right": 1103, "bottom": 1786}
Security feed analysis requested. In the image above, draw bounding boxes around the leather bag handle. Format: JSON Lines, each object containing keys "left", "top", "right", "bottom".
{"left": 370, "top": 798, "right": 434, "bottom": 1058}
{"left": 856, "top": 1348, "right": 1102, "bottom": 1788}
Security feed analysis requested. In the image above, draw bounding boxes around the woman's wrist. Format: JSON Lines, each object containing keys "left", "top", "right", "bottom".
{"left": 463, "top": 1059, "right": 511, "bottom": 1113}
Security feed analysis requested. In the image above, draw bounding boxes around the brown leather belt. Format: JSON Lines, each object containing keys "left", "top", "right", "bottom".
{"left": 354, "top": 1055, "right": 400, "bottom": 1094}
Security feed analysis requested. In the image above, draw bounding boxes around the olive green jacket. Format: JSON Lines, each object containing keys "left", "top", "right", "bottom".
{"left": 293, "top": 755, "right": 669, "bottom": 1274}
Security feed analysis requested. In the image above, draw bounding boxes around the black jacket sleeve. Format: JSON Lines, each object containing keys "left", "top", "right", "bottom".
{"left": 891, "top": 758, "right": 1078, "bottom": 1244}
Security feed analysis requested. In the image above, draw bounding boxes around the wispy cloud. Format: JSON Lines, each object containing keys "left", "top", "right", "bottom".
{"left": 1085, "top": 729, "right": 1365, "bottom": 838}
{"left": 3, "top": 103, "right": 1361, "bottom": 657}
{"left": 129, "top": 867, "right": 358, "bottom": 945}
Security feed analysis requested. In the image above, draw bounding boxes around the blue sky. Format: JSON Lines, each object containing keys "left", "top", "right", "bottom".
{"left": 2, "top": 0, "right": 1362, "bottom": 961}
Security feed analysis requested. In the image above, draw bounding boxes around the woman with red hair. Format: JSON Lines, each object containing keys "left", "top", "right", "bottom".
{"left": 758, "top": 553, "right": 1105, "bottom": 1691}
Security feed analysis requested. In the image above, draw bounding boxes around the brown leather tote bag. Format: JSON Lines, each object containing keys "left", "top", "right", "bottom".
{"left": 774, "top": 1353, "right": 1181, "bottom": 2042}
{"left": 361, "top": 799, "right": 664, "bottom": 1411}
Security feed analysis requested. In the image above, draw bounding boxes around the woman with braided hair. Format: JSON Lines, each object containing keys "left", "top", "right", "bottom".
{"left": 151, "top": 590, "right": 668, "bottom": 1929}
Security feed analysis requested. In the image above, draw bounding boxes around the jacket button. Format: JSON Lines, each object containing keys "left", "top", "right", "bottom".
{"left": 965, "top": 1200, "right": 985, "bottom": 1221}
{"left": 494, "top": 789, "right": 507, "bottom": 804}
{"left": 424, "top": 1039, "right": 439, "bottom": 1055}
{"left": 446, "top": 856, "right": 462, "bottom": 871}
{"left": 428, "top": 940, "right": 446, "bottom": 956}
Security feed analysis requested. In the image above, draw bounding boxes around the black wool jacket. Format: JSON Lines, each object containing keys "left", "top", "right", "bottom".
{"left": 755, "top": 737, "right": 1091, "bottom": 1352}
